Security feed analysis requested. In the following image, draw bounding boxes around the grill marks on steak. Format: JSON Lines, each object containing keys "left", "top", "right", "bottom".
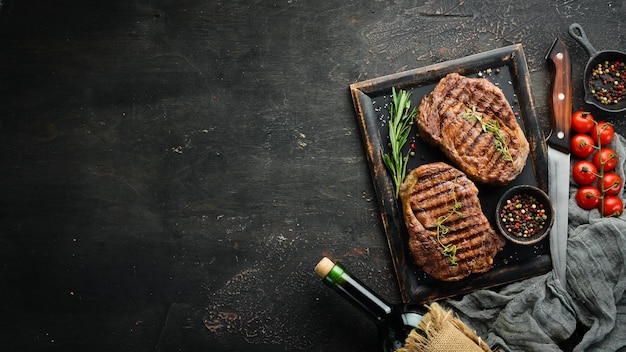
{"left": 417, "top": 72, "right": 530, "bottom": 185}
{"left": 399, "top": 162, "right": 505, "bottom": 282}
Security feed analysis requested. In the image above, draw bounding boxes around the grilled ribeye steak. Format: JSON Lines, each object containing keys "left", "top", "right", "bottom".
{"left": 399, "top": 162, "right": 505, "bottom": 282}
{"left": 417, "top": 73, "right": 530, "bottom": 185}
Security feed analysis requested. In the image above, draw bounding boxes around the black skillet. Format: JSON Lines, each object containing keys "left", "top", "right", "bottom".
{"left": 569, "top": 23, "right": 626, "bottom": 113}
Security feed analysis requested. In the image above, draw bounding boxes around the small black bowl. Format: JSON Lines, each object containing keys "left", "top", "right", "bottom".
{"left": 495, "top": 185, "right": 554, "bottom": 245}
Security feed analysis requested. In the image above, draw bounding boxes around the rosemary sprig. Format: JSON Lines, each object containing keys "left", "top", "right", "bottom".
{"left": 382, "top": 88, "right": 417, "bottom": 198}
{"left": 434, "top": 180, "right": 464, "bottom": 265}
{"left": 461, "top": 105, "right": 513, "bottom": 162}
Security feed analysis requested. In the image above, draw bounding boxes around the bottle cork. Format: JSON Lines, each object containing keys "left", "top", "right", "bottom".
{"left": 315, "top": 257, "right": 335, "bottom": 278}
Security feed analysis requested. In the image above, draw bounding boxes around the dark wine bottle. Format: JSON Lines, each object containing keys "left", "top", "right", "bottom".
{"left": 315, "top": 257, "right": 426, "bottom": 352}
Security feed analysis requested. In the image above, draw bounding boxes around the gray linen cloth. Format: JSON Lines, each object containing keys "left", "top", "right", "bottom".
{"left": 445, "top": 134, "right": 626, "bottom": 352}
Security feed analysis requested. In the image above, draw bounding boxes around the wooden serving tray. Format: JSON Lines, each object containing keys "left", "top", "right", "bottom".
{"left": 350, "top": 44, "right": 551, "bottom": 303}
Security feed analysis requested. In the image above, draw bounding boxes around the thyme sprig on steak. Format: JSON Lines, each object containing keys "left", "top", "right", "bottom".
{"left": 434, "top": 178, "right": 464, "bottom": 265}
{"left": 382, "top": 88, "right": 417, "bottom": 198}
{"left": 461, "top": 105, "right": 513, "bottom": 162}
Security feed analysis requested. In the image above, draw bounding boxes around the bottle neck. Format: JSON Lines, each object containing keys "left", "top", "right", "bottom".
{"left": 322, "top": 262, "right": 392, "bottom": 325}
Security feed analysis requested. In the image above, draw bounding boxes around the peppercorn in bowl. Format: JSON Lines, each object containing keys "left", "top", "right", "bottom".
{"left": 495, "top": 185, "right": 554, "bottom": 245}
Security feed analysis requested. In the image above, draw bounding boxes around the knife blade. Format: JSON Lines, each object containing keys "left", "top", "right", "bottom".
{"left": 545, "top": 38, "right": 572, "bottom": 287}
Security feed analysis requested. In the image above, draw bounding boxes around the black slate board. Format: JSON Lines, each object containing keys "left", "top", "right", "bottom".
{"left": 350, "top": 44, "right": 552, "bottom": 303}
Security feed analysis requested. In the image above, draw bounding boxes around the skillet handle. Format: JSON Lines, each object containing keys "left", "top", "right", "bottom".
{"left": 568, "top": 23, "right": 598, "bottom": 57}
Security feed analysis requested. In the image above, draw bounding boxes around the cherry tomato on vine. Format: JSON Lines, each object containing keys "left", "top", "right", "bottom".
{"left": 602, "top": 195, "right": 624, "bottom": 217}
{"left": 576, "top": 186, "right": 602, "bottom": 210}
{"left": 570, "top": 133, "right": 596, "bottom": 158}
{"left": 593, "top": 147, "right": 618, "bottom": 172}
{"left": 591, "top": 121, "right": 615, "bottom": 146}
{"left": 571, "top": 110, "right": 595, "bottom": 133}
{"left": 572, "top": 160, "right": 598, "bottom": 185}
{"left": 600, "top": 172, "right": 623, "bottom": 196}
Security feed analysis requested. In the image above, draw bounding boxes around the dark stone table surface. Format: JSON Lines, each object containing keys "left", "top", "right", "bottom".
{"left": 1, "top": 1, "right": 624, "bottom": 351}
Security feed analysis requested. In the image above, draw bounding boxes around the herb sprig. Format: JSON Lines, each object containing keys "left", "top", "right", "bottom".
{"left": 461, "top": 105, "right": 512, "bottom": 162}
{"left": 434, "top": 178, "right": 463, "bottom": 265}
{"left": 382, "top": 88, "right": 417, "bottom": 198}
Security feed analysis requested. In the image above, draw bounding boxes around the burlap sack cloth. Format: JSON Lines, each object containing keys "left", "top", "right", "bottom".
{"left": 397, "top": 302, "right": 492, "bottom": 352}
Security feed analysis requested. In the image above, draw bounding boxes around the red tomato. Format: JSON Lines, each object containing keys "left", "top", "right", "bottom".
{"left": 600, "top": 172, "right": 623, "bottom": 196}
{"left": 602, "top": 195, "right": 624, "bottom": 217}
{"left": 591, "top": 121, "right": 615, "bottom": 146}
{"left": 576, "top": 186, "right": 602, "bottom": 210}
{"left": 571, "top": 110, "right": 595, "bottom": 133}
{"left": 593, "top": 148, "right": 618, "bottom": 172}
{"left": 572, "top": 160, "right": 598, "bottom": 185}
{"left": 570, "top": 133, "right": 596, "bottom": 158}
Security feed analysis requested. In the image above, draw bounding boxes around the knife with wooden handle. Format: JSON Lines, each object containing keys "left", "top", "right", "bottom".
{"left": 545, "top": 38, "right": 572, "bottom": 287}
